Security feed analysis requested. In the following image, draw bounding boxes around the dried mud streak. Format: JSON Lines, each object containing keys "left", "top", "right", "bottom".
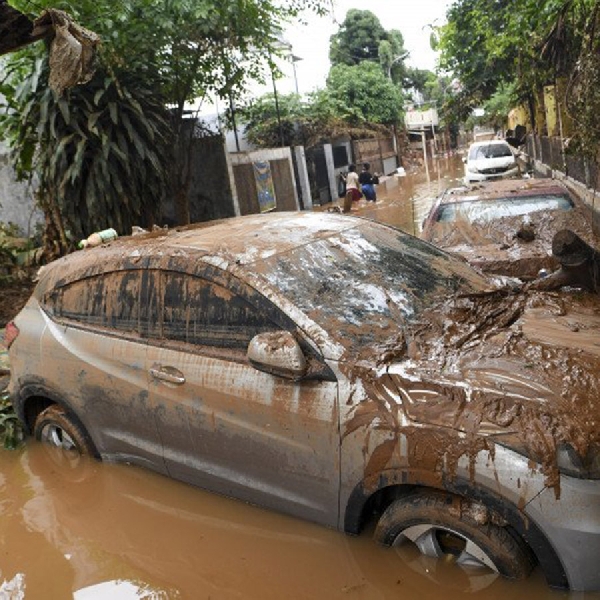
{"left": 345, "top": 288, "right": 600, "bottom": 496}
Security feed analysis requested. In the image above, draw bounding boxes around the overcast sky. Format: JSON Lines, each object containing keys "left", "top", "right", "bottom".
{"left": 198, "top": 1, "right": 453, "bottom": 115}
{"left": 279, "top": 0, "right": 453, "bottom": 95}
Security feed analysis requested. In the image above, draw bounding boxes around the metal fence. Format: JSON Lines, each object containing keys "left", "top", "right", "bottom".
{"left": 527, "top": 133, "right": 599, "bottom": 191}
{"left": 352, "top": 136, "right": 396, "bottom": 176}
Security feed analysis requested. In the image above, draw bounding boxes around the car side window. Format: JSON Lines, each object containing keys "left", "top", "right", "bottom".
{"left": 159, "top": 271, "right": 278, "bottom": 349}
{"left": 43, "top": 271, "right": 142, "bottom": 333}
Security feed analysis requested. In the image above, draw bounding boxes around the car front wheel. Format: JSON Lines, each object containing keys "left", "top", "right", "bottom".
{"left": 373, "top": 490, "right": 534, "bottom": 579}
{"left": 33, "top": 405, "right": 94, "bottom": 456}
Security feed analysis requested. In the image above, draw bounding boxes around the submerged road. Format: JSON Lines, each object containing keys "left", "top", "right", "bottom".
{"left": 319, "top": 152, "right": 466, "bottom": 235}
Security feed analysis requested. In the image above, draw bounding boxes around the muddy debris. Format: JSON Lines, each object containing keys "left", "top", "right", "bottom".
{"left": 530, "top": 229, "right": 600, "bottom": 294}
{"left": 345, "top": 286, "right": 600, "bottom": 496}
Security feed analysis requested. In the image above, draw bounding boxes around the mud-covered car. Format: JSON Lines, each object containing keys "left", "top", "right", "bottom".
{"left": 463, "top": 140, "right": 521, "bottom": 183}
{"left": 421, "top": 178, "right": 592, "bottom": 280}
{"left": 5, "top": 212, "right": 600, "bottom": 590}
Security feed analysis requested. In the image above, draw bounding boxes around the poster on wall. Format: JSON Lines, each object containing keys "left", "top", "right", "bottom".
{"left": 253, "top": 161, "right": 277, "bottom": 213}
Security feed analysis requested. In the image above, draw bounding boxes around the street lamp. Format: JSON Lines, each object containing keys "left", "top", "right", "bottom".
{"left": 269, "top": 39, "right": 301, "bottom": 146}
{"left": 291, "top": 53, "right": 302, "bottom": 95}
{"left": 387, "top": 52, "right": 408, "bottom": 79}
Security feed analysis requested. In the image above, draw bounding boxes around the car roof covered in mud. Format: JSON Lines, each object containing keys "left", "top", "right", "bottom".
{"left": 34, "top": 212, "right": 493, "bottom": 358}
{"left": 436, "top": 178, "right": 572, "bottom": 207}
{"left": 36, "top": 212, "right": 488, "bottom": 290}
{"left": 36, "top": 212, "right": 360, "bottom": 287}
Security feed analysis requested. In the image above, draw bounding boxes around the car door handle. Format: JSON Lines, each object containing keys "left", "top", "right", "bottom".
{"left": 149, "top": 366, "right": 186, "bottom": 385}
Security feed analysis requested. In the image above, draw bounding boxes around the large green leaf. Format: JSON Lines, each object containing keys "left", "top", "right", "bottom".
{"left": 108, "top": 101, "right": 118, "bottom": 125}
{"left": 57, "top": 97, "right": 71, "bottom": 125}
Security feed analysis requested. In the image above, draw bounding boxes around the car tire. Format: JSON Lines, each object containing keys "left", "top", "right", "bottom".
{"left": 373, "top": 490, "right": 534, "bottom": 579}
{"left": 33, "top": 404, "right": 95, "bottom": 456}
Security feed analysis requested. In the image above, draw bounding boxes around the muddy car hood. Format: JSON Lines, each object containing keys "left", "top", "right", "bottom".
{"left": 350, "top": 288, "right": 600, "bottom": 488}
{"left": 442, "top": 240, "right": 556, "bottom": 279}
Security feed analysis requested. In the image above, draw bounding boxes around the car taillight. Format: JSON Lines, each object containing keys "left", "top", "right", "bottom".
{"left": 4, "top": 322, "right": 19, "bottom": 349}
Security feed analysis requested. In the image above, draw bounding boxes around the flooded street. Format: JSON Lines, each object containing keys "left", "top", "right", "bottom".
{"left": 351, "top": 153, "right": 466, "bottom": 233}
{"left": 1, "top": 154, "right": 599, "bottom": 600}
{"left": 0, "top": 443, "right": 591, "bottom": 600}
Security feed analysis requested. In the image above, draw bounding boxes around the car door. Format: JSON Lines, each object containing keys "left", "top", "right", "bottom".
{"left": 146, "top": 268, "right": 341, "bottom": 528}
{"left": 41, "top": 269, "right": 165, "bottom": 472}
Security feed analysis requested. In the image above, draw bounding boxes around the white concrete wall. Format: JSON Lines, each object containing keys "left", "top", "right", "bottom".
{"left": 0, "top": 143, "right": 43, "bottom": 236}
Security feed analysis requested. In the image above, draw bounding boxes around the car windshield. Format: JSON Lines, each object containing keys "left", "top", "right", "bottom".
{"left": 469, "top": 143, "right": 513, "bottom": 160}
{"left": 435, "top": 194, "right": 574, "bottom": 223}
{"left": 258, "top": 222, "right": 490, "bottom": 353}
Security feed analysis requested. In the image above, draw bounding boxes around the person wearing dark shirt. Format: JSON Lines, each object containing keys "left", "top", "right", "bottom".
{"left": 359, "top": 163, "right": 378, "bottom": 201}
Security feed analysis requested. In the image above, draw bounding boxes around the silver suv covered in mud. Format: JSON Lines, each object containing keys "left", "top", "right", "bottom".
{"left": 6, "top": 212, "right": 600, "bottom": 590}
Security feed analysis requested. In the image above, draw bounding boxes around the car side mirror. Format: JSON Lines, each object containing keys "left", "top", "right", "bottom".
{"left": 247, "top": 331, "right": 307, "bottom": 380}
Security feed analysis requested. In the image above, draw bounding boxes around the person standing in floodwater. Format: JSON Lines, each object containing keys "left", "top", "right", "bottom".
{"left": 359, "top": 162, "right": 378, "bottom": 202}
{"left": 342, "top": 164, "right": 361, "bottom": 213}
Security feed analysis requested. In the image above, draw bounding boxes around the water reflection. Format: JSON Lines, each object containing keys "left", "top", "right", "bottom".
{"left": 0, "top": 443, "right": 596, "bottom": 599}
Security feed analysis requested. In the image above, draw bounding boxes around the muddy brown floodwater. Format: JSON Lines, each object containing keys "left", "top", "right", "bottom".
{"left": 0, "top": 443, "right": 592, "bottom": 600}
{"left": 1, "top": 155, "right": 599, "bottom": 599}
{"left": 351, "top": 153, "right": 466, "bottom": 232}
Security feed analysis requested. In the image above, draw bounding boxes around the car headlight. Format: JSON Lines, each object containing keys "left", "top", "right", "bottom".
{"left": 467, "top": 165, "right": 479, "bottom": 173}
{"left": 493, "top": 435, "right": 600, "bottom": 480}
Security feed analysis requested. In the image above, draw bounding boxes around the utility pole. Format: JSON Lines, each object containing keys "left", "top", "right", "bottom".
{"left": 270, "top": 71, "right": 284, "bottom": 147}
{"left": 421, "top": 130, "right": 430, "bottom": 182}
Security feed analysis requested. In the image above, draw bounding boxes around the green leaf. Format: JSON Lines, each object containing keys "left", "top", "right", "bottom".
{"left": 94, "top": 88, "right": 105, "bottom": 106}
{"left": 57, "top": 97, "right": 71, "bottom": 125}
{"left": 108, "top": 102, "right": 118, "bottom": 125}
{"left": 88, "top": 111, "right": 103, "bottom": 135}
{"left": 121, "top": 111, "right": 146, "bottom": 159}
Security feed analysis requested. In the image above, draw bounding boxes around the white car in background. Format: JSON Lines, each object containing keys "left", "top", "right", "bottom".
{"left": 464, "top": 140, "right": 521, "bottom": 183}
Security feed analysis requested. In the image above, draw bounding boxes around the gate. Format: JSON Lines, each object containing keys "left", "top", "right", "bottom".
{"left": 305, "top": 146, "right": 331, "bottom": 205}
{"left": 230, "top": 148, "right": 299, "bottom": 214}
{"left": 352, "top": 136, "right": 397, "bottom": 175}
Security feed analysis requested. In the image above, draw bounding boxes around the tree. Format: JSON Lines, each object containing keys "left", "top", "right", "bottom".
{"left": 404, "top": 67, "right": 437, "bottom": 103}
{"left": 329, "top": 9, "right": 387, "bottom": 67}
{"left": 0, "top": 0, "right": 330, "bottom": 255}
{"left": 437, "top": 0, "right": 518, "bottom": 120}
{"left": 378, "top": 29, "right": 408, "bottom": 84}
{"left": 437, "top": 0, "right": 598, "bottom": 132}
{"left": 1, "top": 38, "right": 173, "bottom": 256}
{"left": 482, "top": 83, "right": 518, "bottom": 131}
{"left": 325, "top": 62, "right": 404, "bottom": 125}
{"left": 325, "top": 9, "right": 406, "bottom": 126}
{"left": 240, "top": 9, "right": 408, "bottom": 148}
{"left": 240, "top": 92, "right": 306, "bottom": 148}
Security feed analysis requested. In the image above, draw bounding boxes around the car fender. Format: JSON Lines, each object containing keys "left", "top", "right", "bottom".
{"left": 344, "top": 468, "right": 568, "bottom": 589}
{"left": 11, "top": 376, "right": 92, "bottom": 439}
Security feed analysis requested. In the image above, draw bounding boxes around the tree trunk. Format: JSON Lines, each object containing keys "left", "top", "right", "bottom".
{"left": 37, "top": 188, "right": 72, "bottom": 260}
